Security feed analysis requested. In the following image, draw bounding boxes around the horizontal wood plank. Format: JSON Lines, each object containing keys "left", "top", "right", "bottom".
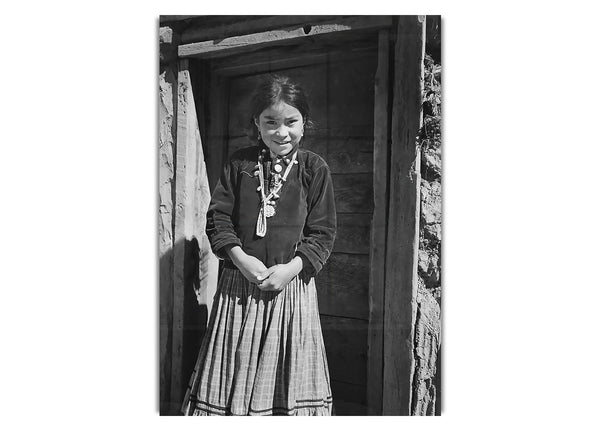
{"left": 316, "top": 252, "right": 369, "bottom": 319}
{"left": 179, "top": 16, "right": 392, "bottom": 59}
{"left": 334, "top": 214, "right": 371, "bottom": 254}
{"left": 215, "top": 52, "right": 328, "bottom": 78}
{"left": 320, "top": 315, "right": 368, "bottom": 386}
{"left": 182, "top": 15, "right": 338, "bottom": 43}
{"left": 225, "top": 136, "right": 373, "bottom": 176}
{"left": 327, "top": 138, "right": 373, "bottom": 174}
{"left": 308, "top": 126, "right": 375, "bottom": 139}
{"left": 300, "top": 139, "right": 327, "bottom": 159}
{"left": 210, "top": 38, "right": 377, "bottom": 76}
{"left": 333, "top": 174, "right": 373, "bottom": 213}
{"left": 327, "top": 52, "right": 378, "bottom": 133}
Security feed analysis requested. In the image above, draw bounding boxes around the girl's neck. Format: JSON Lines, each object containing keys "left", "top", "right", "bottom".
{"left": 270, "top": 146, "right": 298, "bottom": 160}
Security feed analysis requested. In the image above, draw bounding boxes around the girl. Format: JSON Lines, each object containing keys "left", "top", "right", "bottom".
{"left": 181, "top": 75, "right": 337, "bottom": 416}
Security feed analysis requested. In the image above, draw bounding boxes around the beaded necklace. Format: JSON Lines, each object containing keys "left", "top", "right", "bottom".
{"left": 254, "top": 148, "right": 298, "bottom": 237}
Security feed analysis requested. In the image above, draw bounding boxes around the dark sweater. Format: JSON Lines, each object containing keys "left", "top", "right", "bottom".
{"left": 206, "top": 144, "right": 337, "bottom": 279}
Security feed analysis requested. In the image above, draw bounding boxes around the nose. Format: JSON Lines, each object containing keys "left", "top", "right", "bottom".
{"left": 275, "top": 125, "right": 289, "bottom": 137}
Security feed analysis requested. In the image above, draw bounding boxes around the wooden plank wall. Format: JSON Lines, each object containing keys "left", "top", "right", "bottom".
{"left": 316, "top": 48, "right": 377, "bottom": 415}
{"left": 222, "top": 44, "right": 378, "bottom": 414}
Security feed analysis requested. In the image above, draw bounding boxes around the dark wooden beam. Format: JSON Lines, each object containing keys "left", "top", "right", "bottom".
{"left": 181, "top": 15, "right": 339, "bottom": 44}
{"left": 178, "top": 16, "right": 393, "bottom": 59}
{"left": 367, "top": 28, "right": 390, "bottom": 416}
{"left": 160, "top": 15, "right": 200, "bottom": 24}
{"left": 382, "top": 15, "right": 425, "bottom": 415}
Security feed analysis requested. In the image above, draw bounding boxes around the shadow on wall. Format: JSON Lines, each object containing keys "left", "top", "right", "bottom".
{"left": 159, "top": 238, "right": 211, "bottom": 416}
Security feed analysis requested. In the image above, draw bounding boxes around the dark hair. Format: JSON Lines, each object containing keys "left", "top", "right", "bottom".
{"left": 248, "top": 75, "right": 312, "bottom": 139}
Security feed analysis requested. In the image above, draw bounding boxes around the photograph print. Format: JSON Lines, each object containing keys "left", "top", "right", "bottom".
{"left": 159, "top": 15, "right": 442, "bottom": 416}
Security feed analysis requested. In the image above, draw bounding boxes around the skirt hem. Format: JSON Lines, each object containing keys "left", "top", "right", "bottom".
{"left": 181, "top": 268, "right": 332, "bottom": 416}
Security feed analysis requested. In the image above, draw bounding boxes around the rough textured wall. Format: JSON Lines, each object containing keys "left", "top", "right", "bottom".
{"left": 159, "top": 24, "right": 178, "bottom": 415}
{"left": 159, "top": 66, "right": 176, "bottom": 413}
{"left": 412, "top": 53, "right": 442, "bottom": 415}
{"left": 159, "top": 70, "right": 175, "bottom": 256}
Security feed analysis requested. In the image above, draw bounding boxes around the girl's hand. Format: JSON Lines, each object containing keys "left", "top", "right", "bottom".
{"left": 227, "top": 246, "right": 268, "bottom": 284}
{"left": 237, "top": 255, "right": 269, "bottom": 284}
{"left": 257, "top": 265, "right": 292, "bottom": 292}
{"left": 257, "top": 257, "right": 303, "bottom": 292}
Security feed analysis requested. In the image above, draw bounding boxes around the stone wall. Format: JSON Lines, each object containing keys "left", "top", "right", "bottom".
{"left": 412, "top": 52, "right": 442, "bottom": 415}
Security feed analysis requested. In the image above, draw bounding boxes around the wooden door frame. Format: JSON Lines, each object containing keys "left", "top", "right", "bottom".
{"left": 169, "top": 15, "right": 425, "bottom": 415}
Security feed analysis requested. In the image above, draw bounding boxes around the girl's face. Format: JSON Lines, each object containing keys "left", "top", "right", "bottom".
{"left": 255, "top": 102, "right": 304, "bottom": 156}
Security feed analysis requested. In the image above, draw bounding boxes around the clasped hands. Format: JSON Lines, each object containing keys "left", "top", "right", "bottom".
{"left": 227, "top": 246, "right": 303, "bottom": 292}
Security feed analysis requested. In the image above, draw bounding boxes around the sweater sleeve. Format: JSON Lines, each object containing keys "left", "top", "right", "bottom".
{"left": 206, "top": 160, "right": 242, "bottom": 260}
{"left": 295, "top": 163, "right": 337, "bottom": 278}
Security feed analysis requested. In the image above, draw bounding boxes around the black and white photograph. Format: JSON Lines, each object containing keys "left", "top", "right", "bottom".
{"left": 159, "top": 15, "right": 442, "bottom": 416}
{"left": 4, "top": 2, "right": 600, "bottom": 429}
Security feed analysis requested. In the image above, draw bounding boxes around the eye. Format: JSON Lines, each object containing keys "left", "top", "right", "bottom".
{"left": 266, "top": 120, "right": 277, "bottom": 125}
{"left": 287, "top": 119, "right": 298, "bottom": 125}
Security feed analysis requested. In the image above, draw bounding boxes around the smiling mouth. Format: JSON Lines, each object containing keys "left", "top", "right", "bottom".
{"left": 273, "top": 141, "right": 291, "bottom": 145}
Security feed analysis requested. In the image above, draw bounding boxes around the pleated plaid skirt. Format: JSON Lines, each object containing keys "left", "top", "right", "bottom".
{"left": 181, "top": 267, "right": 333, "bottom": 416}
